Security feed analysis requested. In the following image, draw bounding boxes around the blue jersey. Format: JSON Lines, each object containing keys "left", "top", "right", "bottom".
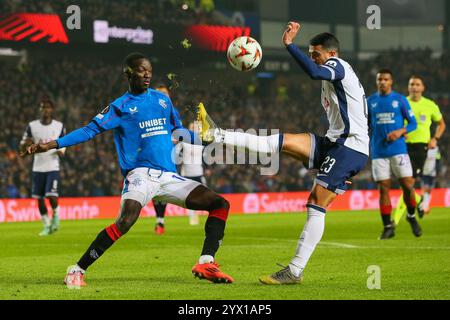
{"left": 57, "top": 89, "right": 196, "bottom": 176}
{"left": 367, "top": 91, "right": 417, "bottom": 159}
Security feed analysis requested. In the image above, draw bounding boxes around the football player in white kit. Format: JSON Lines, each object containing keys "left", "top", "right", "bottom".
{"left": 176, "top": 122, "right": 207, "bottom": 226}
{"left": 20, "top": 99, "right": 66, "bottom": 236}
{"left": 197, "top": 22, "right": 369, "bottom": 284}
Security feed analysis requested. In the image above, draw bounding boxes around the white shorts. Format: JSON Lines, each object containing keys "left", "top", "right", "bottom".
{"left": 372, "top": 154, "right": 413, "bottom": 182}
{"left": 121, "top": 168, "right": 203, "bottom": 207}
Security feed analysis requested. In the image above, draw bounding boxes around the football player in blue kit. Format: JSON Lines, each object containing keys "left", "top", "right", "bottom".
{"left": 367, "top": 69, "right": 422, "bottom": 239}
{"left": 23, "top": 53, "right": 234, "bottom": 287}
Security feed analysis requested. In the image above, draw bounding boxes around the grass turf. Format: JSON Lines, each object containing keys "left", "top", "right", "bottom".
{"left": 0, "top": 209, "right": 449, "bottom": 300}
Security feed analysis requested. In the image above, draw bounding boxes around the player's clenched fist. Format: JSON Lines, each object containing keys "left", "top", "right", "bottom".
{"left": 282, "top": 21, "right": 301, "bottom": 46}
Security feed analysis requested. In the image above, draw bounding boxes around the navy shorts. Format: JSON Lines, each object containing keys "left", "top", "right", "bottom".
{"left": 308, "top": 135, "right": 368, "bottom": 194}
{"left": 32, "top": 171, "right": 60, "bottom": 199}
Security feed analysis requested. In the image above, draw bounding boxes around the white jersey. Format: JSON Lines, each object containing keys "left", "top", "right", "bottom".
{"left": 176, "top": 142, "right": 204, "bottom": 177}
{"left": 320, "top": 57, "right": 369, "bottom": 155}
{"left": 21, "top": 119, "right": 65, "bottom": 172}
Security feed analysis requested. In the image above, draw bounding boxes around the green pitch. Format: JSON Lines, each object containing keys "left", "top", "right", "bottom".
{"left": 1, "top": 209, "right": 449, "bottom": 300}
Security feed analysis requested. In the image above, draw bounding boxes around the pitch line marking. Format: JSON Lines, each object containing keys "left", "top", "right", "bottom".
{"left": 232, "top": 237, "right": 450, "bottom": 250}
{"left": 234, "top": 236, "right": 360, "bottom": 248}
{"left": 320, "top": 241, "right": 360, "bottom": 248}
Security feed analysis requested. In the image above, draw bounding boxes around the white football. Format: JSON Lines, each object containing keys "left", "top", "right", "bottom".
{"left": 227, "top": 36, "right": 262, "bottom": 72}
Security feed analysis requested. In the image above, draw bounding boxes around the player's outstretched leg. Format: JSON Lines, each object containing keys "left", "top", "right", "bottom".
{"left": 186, "top": 185, "right": 234, "bottom": 284}
{"left": 64, "top": 199, "right": 142, "bottom": 287}
{"left": 195, "top": 102, "right": 284, "bottom": 154}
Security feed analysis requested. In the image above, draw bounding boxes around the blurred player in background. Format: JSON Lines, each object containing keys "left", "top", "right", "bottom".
{"left": 19, "top": 98, "right": 66, "bottom": 236}
{"left": 394, "top": 75, "right": 446, "bottom": 223}
{"left": 175, "top": 121, "right": 206, "bottom": 226}
{"left": 23, "top": 53, "right": 234, "bottom": 286}
{"left": 152, "top": 84, "right": 171, "bottom": 235}
{"left": 421, "top": 147, "right": 442, "bottom": 214}
{"left": 152, "top": 85, "right": 202, "bottom": 234}
{"left": 198, "top": 22, "right": 369, "bottom": 284}
{"left": 367, "top": 70, "right": 421, "bottom": 240}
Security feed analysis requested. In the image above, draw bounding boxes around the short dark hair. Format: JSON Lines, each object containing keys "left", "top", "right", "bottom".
{"left": 39, "top": 97, "right": 54, "bottom": 109}
{"left": 310, "top": 33, "right": 340, "bottom": 52}
{"left": 410, "top": 75, "right": 425, "bottom": 84}
{"left": 123, "top": 52, "right": 148, "bottom": 73}
{"left": 377, "top": 68, "right": 393, "bottom": 77}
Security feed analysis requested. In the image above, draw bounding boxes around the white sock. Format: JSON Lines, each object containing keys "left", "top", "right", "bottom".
{"left": 289, "top": 204, "right": 326, "bottom": 277}
{"left": 156, "top": 217, "right": 165, "bottom": 225}
{"left": 41, "top": 214, "right": 51, "bottom": 227}
{"left": 188, "top": 210, "right": 195, "bottom": 218}
{"left": 74, "top": 264, "right": 85, "bottom": 274}
{"left": 199, "top": 255, "right": 214, "bottom": 264}
{"left": 221, "top": 131, "right": 281, "bottom": 154}
{"left": 53, "top": 206, "right": 59, "bottom": 217}
{"left": 422, "top": 192, "right": 431, "bottom": 211}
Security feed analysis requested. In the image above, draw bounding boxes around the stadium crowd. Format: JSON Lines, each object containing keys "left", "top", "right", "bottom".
{"left": 0, "top": 0, "right": 234, "bottom": 26}
{"left": 1, "top": 49, "right": 449, "bottom": 198}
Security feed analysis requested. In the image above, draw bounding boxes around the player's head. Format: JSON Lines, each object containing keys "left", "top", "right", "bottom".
{"left": 408, "top": 75, "right": 425, "bottom": 99}
{"left": 123, "top": 52, "right": 152, "bottom": 93}
{"left": 155, "top": 83, "right": 170, "bottom": 97}
{"left": 376, "top": 69, "right": 393, "bottom": 94}
{"left": 39, "top": 98, "right": 55, "bottom": 118}
{"left": 309, "top": 33, "right": 340, "bottom": 65}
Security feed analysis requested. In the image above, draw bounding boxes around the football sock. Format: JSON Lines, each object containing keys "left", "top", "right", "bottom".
{"left": 200, "top": 208, "right": 228, "bottom": 258}
{"left": 52, "top": 206, "right": 59, "bottom": 217}
{"left": 199, "top": 255, "right": 214, "bottom": 264}
{"left": 154, "top": 202, "right": 166, "bottom": 219}
{"left": 289, "top": 204, "right": 325, "bottom": 277}
{"left": 77, "top": 223, "right": 122, "bottom": 271}
{"left": 41, "top": 214, "right": 51, "bottom": 227}
{"left": 380, "top": 204, "right": 393, "bottom": 226}
{"left": 222, "top": 131, "right": 282, "bottom": 154}
{"left": 405, "top": 194, "right": 416, "bottom": 218}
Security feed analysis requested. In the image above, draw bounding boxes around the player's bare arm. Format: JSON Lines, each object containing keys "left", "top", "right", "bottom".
{"left": 21, "top": 140, "right": 58, "bottom": 156}
{"left": 429, "top": 117, "right": 446, "bottom": 149}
